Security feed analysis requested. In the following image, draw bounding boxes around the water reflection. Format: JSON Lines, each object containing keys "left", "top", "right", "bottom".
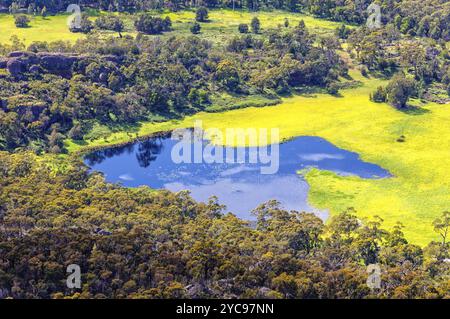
{"left": 85, "top": 135, "right": 390, "bottom": 220}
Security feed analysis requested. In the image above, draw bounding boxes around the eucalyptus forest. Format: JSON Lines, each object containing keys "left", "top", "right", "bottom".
{"left": 0, "top": 0, "right": 449, "bottom": 299}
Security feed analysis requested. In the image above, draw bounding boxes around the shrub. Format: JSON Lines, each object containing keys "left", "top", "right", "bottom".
{"left": 190, "top": 22, "right": 201, "bottom": 34}
{"left": 371, "top": 86, "right": 387, "bottom": 102}
{"left": 361, "top": 66, "right": 368, "bottom": 77}
{"left": 15, "top": 15, "right": 30, "bottom": 28}
{"left": 69, "top": 14, "right": 94, "bottom": 33}
{"left": 196, "top": 7, "right": 209, "bottom": 22}
{"left": 336, "top": 24, "right": 351, "bottom": 39}
{"left": 135, "top": 14, "right": 171, "bottom": 35}
{"left": 386, "top": 74, "right": 417, "bottom": 108}
{"left": 251, "top": 17, "right": 260, "bottom": 34}
{"left": 238, "top": 24, "right": 249, "bottom": 33}
{"left": 215, "top": 60, "right": 240, "bottom": 92}
{"left": 95, "top": 15, "right": 124, "bottom": 35}
{"left": 326, "top": 82, "right": 339, "bottom": 95}
{"left": 68, "top": 124, "right": 84, "bottom": 140}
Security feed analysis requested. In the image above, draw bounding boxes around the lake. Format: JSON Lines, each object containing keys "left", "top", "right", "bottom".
{"left": 84, "top": 135, "right": 390, "bottom": 220}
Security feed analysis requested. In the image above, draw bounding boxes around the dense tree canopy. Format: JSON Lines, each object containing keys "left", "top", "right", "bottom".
{"left": 0, "top": 152, "right": 448, "bottom": 298}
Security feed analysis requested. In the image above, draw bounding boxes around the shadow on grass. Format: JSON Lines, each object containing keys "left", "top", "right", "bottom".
{"left": 71, "top": 139, "right": 88, "bottom": 146}
{"left": 291, "top": 86, "right": 324, "bottom": 97}
{"left": 397, "top": 105, "right": 430, "bottom": 115}
{"left": 341, "top": 73, "right": 353, "bottom": 81}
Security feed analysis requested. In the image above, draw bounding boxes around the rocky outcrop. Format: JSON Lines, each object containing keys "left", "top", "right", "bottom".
{"left": 6, "top": 58, "right": 29, "bottom": 77}
{"left": 8, "top": 51, "right": 35, "bottom": 58}
{"left": 37, "top": 52, "right": 80, "bottom": 74}
{"left": 0, "top": 51, "right": 83, "bottom": 78}
{"left": 0, "top": 51, "right": 125, "bottom": 79}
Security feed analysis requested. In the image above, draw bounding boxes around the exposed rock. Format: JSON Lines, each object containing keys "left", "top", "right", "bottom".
{"left": 2, "top": 51, "right": 123, "bottom": 78}
{"left": 37, "top": 53, "right": 80, "bottom": 77}
{"left": 5, "top": 52, "right": 39, "bottom": 78}
{"left": 29, "top": 65, "right": 42, "bottom": 74}
{"left": 2, "top": 51, "right": 80, "bottom": 77}
{"left": 8, "top": 51, "right": 33, "bottom": 58}
{"left": 6, "top": 58, "right": 28, "bottom": 78}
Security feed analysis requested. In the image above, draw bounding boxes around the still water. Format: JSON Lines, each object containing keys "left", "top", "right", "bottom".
{"left": 85, "top": 135, "right": 390, "bottom": 220}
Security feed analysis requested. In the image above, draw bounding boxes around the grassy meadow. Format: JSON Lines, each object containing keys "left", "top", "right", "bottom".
{"left": 162, "top": 9, "right": 346, "bottom": 43}
{"left": 0, "top": 9, "right": 345, "bottom": 45}
{"left": 0, "top": 14, "right": 83, "bottom": 44}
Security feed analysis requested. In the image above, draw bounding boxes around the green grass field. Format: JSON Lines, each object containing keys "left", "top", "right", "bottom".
{"left": 161, "top": 9, "right": 346, "bottom": 43}
{"left": 0, "top": 14, "right": 83, "bottom": 45}
{"left": 0, "top": 9, "right": 346, "bottom": 46}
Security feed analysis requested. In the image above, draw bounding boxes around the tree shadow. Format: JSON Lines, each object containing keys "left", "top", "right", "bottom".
{"left": 71, "top": 139, "right": 88, "bottom": 146}
{"left": 341, "top": 73, "right": 353, "bottom": 81}
{"left": 397, "top": 105, "right": 430, "bottom": 115}
{"left": 291, "top": 86, "right": 323, "bottom": 97}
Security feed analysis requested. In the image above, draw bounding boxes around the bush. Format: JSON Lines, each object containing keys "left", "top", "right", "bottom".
{"left": 386, "top": 74, "right": 417, "bottom": 108}
{"left": 68, "top": 124, "right": 84, "bottom": 141}
{"left": 69, "top": 14, "right": 94, "bottom": 34}
{"left": 326, "top": 82, "right": 339, "bottom": 95}
{"left": 226, "top": 35, "right": 254, "bottom": 53}
{"left": 371, "top": 86, "right": 387, "bottom": 102}
{"left": 215, "top": 60, "right": 240, "bottom": 92}
{"left": 361, "top": 66, "right": 368, "bottom": 77}
{"left": 336, "top": 24, "right": 351, "bottom": 39}
{"left": 135, "top": 14, "right": 171, "bottom": 34}
{"left": 190, "top": 22, "right": 201, "bottom": 34}
{"left": 238, "top": 24, "right": 249, "bottom": 33}
{"left": 95, "top": 15, "right": 124, "bottom": 35}
{"left": 15, "top": 15, "right": 30, "bottom": 28}
{"left": 196, "top": 7, "right": 209, "bottom": 22}
{"left": 251, "top": 17, "right": 261, "bottom": 34}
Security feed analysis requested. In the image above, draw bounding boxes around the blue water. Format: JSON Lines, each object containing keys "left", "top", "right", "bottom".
{"left": 84, "top": 135, "right": 390, "bottom": 220}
